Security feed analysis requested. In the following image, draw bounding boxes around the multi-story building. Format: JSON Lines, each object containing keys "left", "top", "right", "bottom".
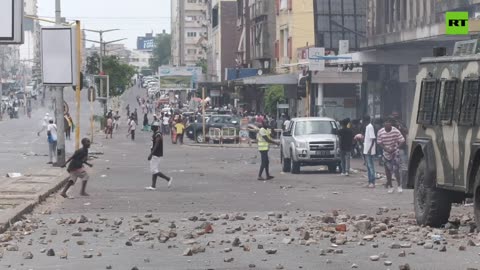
{"left": 358, "top": 0, "right": 480, "bottom": 124}
{"left": 236, "top": 0, "right": 276, "bottom": 71}
{"left": 129, "top": 50, "right": 153, "bottom": 71}
{"left": 171, "top": 0, "right": 208, "bottom": 67}
{"left": 19, "top": 0, "right": 41, "bottom": 81}
{"left": 206, "top": 0, "right": 238, "bottom": 82}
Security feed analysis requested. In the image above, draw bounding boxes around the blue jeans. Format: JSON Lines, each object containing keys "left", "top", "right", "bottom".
{"left": 365, "top": 154, "right": 376, "bottom": 184}
{"left": 340, "top": 151, "right": 351, "bottom": 174}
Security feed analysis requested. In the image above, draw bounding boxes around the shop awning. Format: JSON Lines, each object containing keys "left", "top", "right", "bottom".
{"left": 311, "top": 70, "right": 363, "bottom": 84}
{"left": 235, "top": 73, "right": 298, "bottom": 85}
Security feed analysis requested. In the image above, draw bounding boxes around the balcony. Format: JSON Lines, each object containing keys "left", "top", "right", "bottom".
{"left": 250, "top": 0, "right": 271, "bottom": 19}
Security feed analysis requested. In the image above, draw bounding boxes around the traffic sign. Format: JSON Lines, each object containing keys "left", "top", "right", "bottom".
{"left": 0, "top": 0, "right": 24, "bottom": 44}
{"left": 308, "top": 47, "right": 325, "bottom": 71}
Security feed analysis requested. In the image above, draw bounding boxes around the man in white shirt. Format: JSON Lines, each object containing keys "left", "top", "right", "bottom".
{"left": 363, "top": 115, "right": 376, "bottom": 188}
{"left": 47, "top": 118, "right": 58, "bottom": 164}
{"left": 162, "top": 114, "right": 170, "bottom": 135}
{"left": 128, "top": 115, "right": 137, "bottom": 141}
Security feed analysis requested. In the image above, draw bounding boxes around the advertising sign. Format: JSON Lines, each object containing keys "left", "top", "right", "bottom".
{"left": 137, "top": 36, "right": 155, "bottom": 50}
{"left": 159, "top": 66, "right": 203, "bottom": 90}
{"left": 0, "top": 0, "right": 24, "bottom": 44}
{"left": 446, "top": 12, "right": 469, "bottom": 35}
{"left": 41, "top": 27, "right": 78, "bottom": 86}
{"left": 308, "top": 47, "right": 325, "bottom": 71}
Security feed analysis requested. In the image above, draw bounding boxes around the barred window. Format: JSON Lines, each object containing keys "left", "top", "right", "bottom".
{"left": 438, "top": 79, "right": 458, "bottom": 123}
{"left": 459, "top": 79, "right": 480, "bottom": 126}
{"left": 417, "top": 80, "right": 439, "bottom": 124}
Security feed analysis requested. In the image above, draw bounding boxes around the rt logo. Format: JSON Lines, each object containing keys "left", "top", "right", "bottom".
{"left": 446, "top": 12, "right": 469, "bottom": 35}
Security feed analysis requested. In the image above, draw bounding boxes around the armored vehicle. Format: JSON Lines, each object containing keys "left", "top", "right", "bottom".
{"left": 408, "top": 40, "right": 480, "bottom": 228}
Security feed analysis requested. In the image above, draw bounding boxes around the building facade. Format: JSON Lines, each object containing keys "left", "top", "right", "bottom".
{"left": 19, "top": 0, "right": 41, "bottom": 81}
{"left": 129, "top": 50, "right": 153, "bottom": 71}
{"left": 171, "top": 0, "right": 209, "bottom": 67}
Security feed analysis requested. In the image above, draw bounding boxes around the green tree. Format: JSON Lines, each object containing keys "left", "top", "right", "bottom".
{"left": 196, "top": 58, "right": 207, "bottom": 74}
{"left": 150, "top": 33, "right": 171, "bottom": 70}
{"left": 87, "top": 54, "right": 136, "bottom": 97}
{"left": 264, "top": 85, "right": 285, "bottom": 116}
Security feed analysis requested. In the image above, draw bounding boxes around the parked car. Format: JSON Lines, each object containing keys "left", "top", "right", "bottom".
{"left": 280, "top": 117, "right": 340, "bottom": 174}
{"left": 186, "top": 115, "right": 239, "bottom": 143}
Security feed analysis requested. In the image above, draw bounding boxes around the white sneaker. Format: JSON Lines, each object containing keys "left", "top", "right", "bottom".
{"left": 397, "top": 187, "right": 403, "bottom": 193}
{"left": 345, "top": 173, "right": 349, "bottom": 176}
{"left": 167, "top": 177, "right": 173, "bottom": 188}
{"left": 340, "top": 173, "right": 346, "bottom": 176}
{"left": 145, "top": 187, "right": 156, "bottom": 191}
{"left": 387, "top": 188, "right": 394, "bottom": 194}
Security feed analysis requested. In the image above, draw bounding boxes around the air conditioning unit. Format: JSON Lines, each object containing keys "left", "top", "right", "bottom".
{"left": 453, "top": 39, "right": 480, "bottom": 56}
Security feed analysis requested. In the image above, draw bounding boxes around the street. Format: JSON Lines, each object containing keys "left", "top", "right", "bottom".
{"left": 0, "top": 87, "right": 478, "bottom": 270}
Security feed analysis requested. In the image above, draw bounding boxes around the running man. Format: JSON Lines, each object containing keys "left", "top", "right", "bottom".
{"left": 60, "top": 138, "right": 93, "bottom": 198}
{"left": 146, "top": 122, "right": 173, "bottom": 190}
{"left": 377, "top": 118, "right": 405, "bottom": 193}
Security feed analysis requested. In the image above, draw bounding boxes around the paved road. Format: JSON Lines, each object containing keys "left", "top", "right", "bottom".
{"left": 0, "top": 86, "right": 478, "bottom": 270}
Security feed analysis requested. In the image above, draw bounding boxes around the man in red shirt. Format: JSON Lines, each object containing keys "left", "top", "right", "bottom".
{"left": 377, "top": 118, "right": 405, "bottom": 193}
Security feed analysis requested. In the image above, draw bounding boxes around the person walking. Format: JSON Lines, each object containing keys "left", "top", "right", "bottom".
{"left": 377, "top": 118, "right": 406, "bottom": 193}
{"left": 126, "top": 104, "right": 130, "bottom": 118}
{"left": 257, "top": 122, "right": 280, "bottom": 181}
{"left": 145, "top": 123, "right": 173, "bottom": 191}
{"left": 363, "top": 115, "right": 376, "bottom": 188}
{"left": 174, "top": 119, "right": 185, "bottom": 145}
{"left": 128, "top": 115, "right": 137, "bottom": 141}
{"left": 143, "top": 113, "right": 149, "bottom": 131}
{"left": 60, "top": 138, "right": 93, "bottom": 198}
{"left": 338, "top": 119, "right": 354, "bottom": 176}
{"left": 105, "top": 116, "right": 113, "bottom": 139}
{"left": 162, "top": 113, "right": 170, "bottom": 135}
{"left": 47, "top": 118, "right": 58, "bottom": 165}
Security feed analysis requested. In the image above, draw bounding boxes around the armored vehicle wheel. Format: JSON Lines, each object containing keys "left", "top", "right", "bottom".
{"left": 414, "top": 158, "right": 451, "bottom": 227}
{"left": 473, "top": 169, "right": 480, "bottom": 231}
{"left": 281, "top": 151, "right": 291, "bottom": 172}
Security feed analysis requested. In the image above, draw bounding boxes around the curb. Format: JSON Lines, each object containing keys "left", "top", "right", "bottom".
{"left": 0, "top": 173, "right": 68, "bottom": 234}
{"left": 184, "top": 143, "right": 256, "bottom": 149}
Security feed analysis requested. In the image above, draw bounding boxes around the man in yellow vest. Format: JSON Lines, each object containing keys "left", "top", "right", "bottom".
{"left": 257, "top": 121, "right": 280, "bottom": 180}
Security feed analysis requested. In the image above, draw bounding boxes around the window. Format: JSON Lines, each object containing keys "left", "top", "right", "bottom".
{"left": 187, "top": 32, "right": 197, "bottom": 37}
{"left": 437, "top": 79, "right": 458, "bottom": 124}
{"left": 187, "top": 49, "right": 197, "bottom": 55}
{"left": 294, "top": 121, "right": 336, "bottom": 136}
{"left": 417, "top": 79, "right": 439, "bottom": 125}
{"left": 187, "top": 0, "right": 196, "bottom": 3}
{"left": 459, "top": 79, "right": 480, "bottom": 126}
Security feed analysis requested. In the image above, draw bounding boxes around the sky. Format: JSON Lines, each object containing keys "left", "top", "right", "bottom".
{"left": 36, "top": 0, "right": 171, "bottom": 49}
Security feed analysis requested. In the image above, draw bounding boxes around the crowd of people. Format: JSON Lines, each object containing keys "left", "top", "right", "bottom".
{"left": 337, "top": 113, "right": 408, "bottom": 194}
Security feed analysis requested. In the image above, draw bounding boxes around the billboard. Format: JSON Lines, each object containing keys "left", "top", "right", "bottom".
{"left": 41, "top": 27, "right": 78, "bottom": 86}
{"left": 158, "top": 66, "right": 203, "bottom": 90}
{"left": 137, "top": 36, "right": 155, "bottom": 50}
{"left": 0, "top": 0, "right": 24, "bottom": 44}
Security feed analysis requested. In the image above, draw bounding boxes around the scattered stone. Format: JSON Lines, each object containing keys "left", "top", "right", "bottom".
{"left": 106, "top": 266, "right": 112, "bottom": 269}
{"left": 46, "top": 249, "right": 55, "bottom": 256}
{"left": 400, "top": 243, "right": 412, "bottom": 248}
{"left": 468, "top": 239, "right": 476, "bottom": 247}
{"left": 77, "top": 240, "right": 85, "bottom": 246}
{"left": 6, "top": 245, "right": 18, "bottom": 251}
{"left": 326, "top": 259, "right": 332, "bottom": 264}
{"left": 224, "top": 257, "right": 234, "bottom": 263}
{"left": 363, "top": 235, "right": 375, "bottom": 241}
{"left": 59, "top": 251, "right": 68, "bottom": 259}
{"left": 78, "top": 215, "right": 88, "bottom": 223}
{"left": 188, "top": 216, "right": 198, "bottom": 222}
{"left": 224, "top": 248, "right": 232, "bottom": 253}
{"left": 50, "top": 229, "right": 58, "bottom": 235}
{"left": 369, "top": 255, "right": 380, "bottom": 261}
{"left": 301, "top": 231, "right": 311, "bottom": 240}
{"left": 266, "top": 249, "right": 278, "bottom": 255}
{"left": 336, "top": 224, "right": 347, "bottom": 232}
{"left": 273, "top": 225, "right": 289, "bottom": 232}
{"left": 233, "top": 238, "right": 241, "bottom": 247}
{"left": 398, "top": 250, "right": 406, "bottom": 257}
{"left": 113, "top": 218, "right": 122, "bottom": 226}
{"left": 384, "top": 261, "right": 393, "bottom": 266}
{"left": 72, "top": 232, "right": 82, "bottom": 237}
{"left": 183, "top": 248, "right": 193, "bottom": 256}
{"left": 22, "top": 251, "right": 33, "bottom": 259}
{"left": 125, "top": 241, "right": 133, "bottom": 246}
{"left": 389, "top": 242, "right": 401, "bottom": 249}
{"left": 275, "top": 264, "right": 284, "bottom": 269}
{"left": 399, "top": 264, "right": 411, "bottom": 270}
{"left": 459, "top": 245, "right": 467, "bottom": 251}
{"left": 351, "top": 263, "right": 359, "bottom": 268}
{"left": 249, "top": 264, "right": 256, "bottom": 268}
{"left": 282, "top": 238, "right": 293, "bottom": 244}
{"left": 84, "top": 254, "right": 93, "bottom": 259}
{"left": 423, "top": 242, "right": 434, "bottom": 249}
{"left": 372, "top": 243, "right": 379, "bottom": 248}
{"left": 322, "top": 215, "right": 336, "bottom": 224}
{"left": 354, "top": 220, "right": 372, "bottom": 233}
{"left": 439, "top": 245, "right": 447, "bottom": 252}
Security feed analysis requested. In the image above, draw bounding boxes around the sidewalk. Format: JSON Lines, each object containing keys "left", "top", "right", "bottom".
{"left": 0, "top": 167, "right": 68, "bottom": 233}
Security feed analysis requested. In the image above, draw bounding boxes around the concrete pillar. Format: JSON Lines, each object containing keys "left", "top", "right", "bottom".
{"left": 317, "top": 83, "right": 324, "bottom": 117}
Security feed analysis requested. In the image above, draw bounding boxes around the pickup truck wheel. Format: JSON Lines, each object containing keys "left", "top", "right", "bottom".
{"left": 281, "top": 151, "right": 291, "bottom": 172}
{"left": 195, "top": 132, "right": 204, "bottom": 143}
{"left": 414, "top": 158, "right": 451, "bottom": 227}
{"left": 290, "top": 150, "right": 300, "bottom": 174}
{"left": 328, "top": 164, "right": 337, "bottom": 173}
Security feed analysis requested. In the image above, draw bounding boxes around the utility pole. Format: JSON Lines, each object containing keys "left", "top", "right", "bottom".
{"left": 84, "top": 29, "right": 124, "bottom": 116}
{"left": 54, "top": 0, "right": 66, "bottom": 165}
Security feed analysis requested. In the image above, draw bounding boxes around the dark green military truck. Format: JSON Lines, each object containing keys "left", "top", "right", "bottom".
{"left": 408, "top": 39, "right": 480, "bottom": 228}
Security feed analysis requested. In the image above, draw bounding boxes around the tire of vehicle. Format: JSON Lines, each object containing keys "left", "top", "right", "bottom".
{"left": 281, "top": 150, "right": 291, "bottom": 172}
{"left": 328, "top": 164, "right": 337, "bottom": 173}
{"left": 473, "top": 166, "right": 480, "bottom": 231}
{"left": 195, "top": 132, "right": 204, "bottom": 143}
{"left": 290, "top": 150, "right": 300, "bottom": 174}
{"left": 413, "top": 158, "right": 452, "bottom": 227}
